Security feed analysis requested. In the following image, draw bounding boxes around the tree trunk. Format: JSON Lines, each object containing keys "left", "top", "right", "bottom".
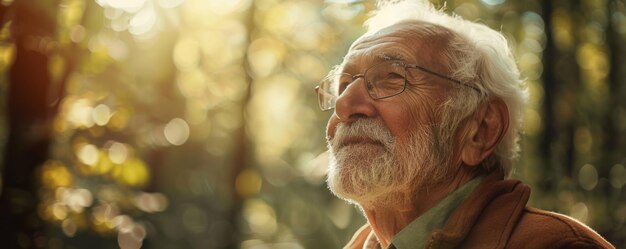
{"left": 0, "top": 1, "right": 59, "bottom": 248}
{"left": 539, "top": 0, "right": 557, "bottom": 191}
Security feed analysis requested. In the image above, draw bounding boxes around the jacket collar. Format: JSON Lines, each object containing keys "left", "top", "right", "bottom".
{"left": 425, "top": 169, "right": 530, "bottom": 249}
{"left": 342, "top": 169, "right": 531, "bottom": 249}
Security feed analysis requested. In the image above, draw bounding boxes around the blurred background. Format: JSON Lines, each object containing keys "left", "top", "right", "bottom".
{"left": 0, "top": 0, "right": 624, "bottom": 248}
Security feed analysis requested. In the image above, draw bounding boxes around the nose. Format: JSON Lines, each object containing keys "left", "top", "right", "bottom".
{"left": 334, "top": 77, "right": 378, "bottom": 122}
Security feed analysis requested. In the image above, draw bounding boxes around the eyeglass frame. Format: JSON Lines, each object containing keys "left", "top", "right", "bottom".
{"left": 314, "top": 59, "right": 481, "bottom": 111}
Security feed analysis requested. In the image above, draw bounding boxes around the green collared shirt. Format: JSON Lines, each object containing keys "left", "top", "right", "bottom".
{"left": 389, "top": 176, "right": 484, "bottom": 249}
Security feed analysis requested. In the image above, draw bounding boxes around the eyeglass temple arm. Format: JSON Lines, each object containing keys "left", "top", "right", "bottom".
{"left": 406, "top": 65, "right": 482, "bottom": 93}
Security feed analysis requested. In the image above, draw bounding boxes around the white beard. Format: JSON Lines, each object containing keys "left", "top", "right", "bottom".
{"left": 326, "top": 119, "right": 446, "bottom": 206}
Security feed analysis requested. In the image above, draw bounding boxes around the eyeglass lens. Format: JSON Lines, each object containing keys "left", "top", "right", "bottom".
{"left": 317, "top": 61, "right": 408, "bottom": 110}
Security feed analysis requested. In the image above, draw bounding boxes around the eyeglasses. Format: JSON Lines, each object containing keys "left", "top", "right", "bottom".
{"left": 314, "top": 59, "right": 480, "bottom": 111}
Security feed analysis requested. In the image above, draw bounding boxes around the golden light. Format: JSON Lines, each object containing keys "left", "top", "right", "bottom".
{"left": 40, "top": 160, "right": 73, "bottom": 188}
{"left": 0, "top": 42, "right": 15, "bottom": 71}
{"left": 263, "top": 1, "right": 317, "bottom": 35}
{"left": 243, "top": 199, "right": 277, "bottom": 237}
{"left": 156, "top": 0, "right": 184, "bottom": 9}
{"left": 180, "top": 0, "right": 218, "bottom": 26}
{"left": 15, "top": 0, "right": 625, "bottom": 247}
{"left": 291, "top": 22, "right": 327, "bottom": 49}
{"left": 552, "top": 9, "right": 574, "bottom": 50}
{"left": 104, "top": 37, "right": 129, "bottom": 61}
{"left": 206, "top": 0, "right": 251, "bottom": 16}
{"left": 95, "top": 150, "right": 115, "bottom": 174}
{"left": 108, "top": 142, "right": 129, "bottom": 164}
{"left": 69, "top": 193, "right": 90, "bottom": 213}
{"left": 286, "top": 53, "right": 326, "bottom": 81}
{"left": 108, "top": 107, "right": 131, "bottom": 131}
{"left": 62, "top": 188, "right": 94, "bottom": 213}
{"left": 163, "top": 118, "right": 190, "bottom": 146}
{"left": 59, "top": 0, "right": 86, "bottom": 28}
{"left": 129, "top": 7, "right": 157, "bottom": 36}
{"left": 92, "top": 203, "right": 120, "bottom": 227}
{"left": 0, "top": 0, "right": 13, "bottom": 8}
{"left": 235, "top": 169, "right": 262, "bottom": 197}
{"left": 173, "top": 37, "right": 201, "bottom": 73}
{"left": 247, "top": 37, "right": 286, "bottom": 78}
{"left": 77, "top": 143, "right": 99, "bottom": 166}
{"left": 220, "top": 20, "right": 248, "bottom": 47}
{"left": 112, "top": 158, "right": 150, "bottom": 187}
{"left": 577, "top": 43, "right": 608, "bottom": 73}
{"left": 49, "top": 54, "right": 66, "bottom": 85}
{"left": 70, "top": 25, "right": 86, "bottom": 43}
{"left": 134, "top": 192, "right": 168, "bottom": 213}
{"left": 104, "top": 6, "right": 123, "bottom": 20}
{"left": 67, "top": 99, "right": 95, "bottom": 128}
{"left": 114, "top": 215, "right": 146, "bottom": 249}
{"left": 112, "top": 215, "right": 133, "bottom": 232}
{"left": 185, "top": 99, "right": 211, "bottom": 126}
{"left": 110, "top": 13, "right": 130, "bottom": 32}
{"left": 62, "top": 219, "right": 77, "bottom": 237}
{"left": 217, "top": 72, "right": 247, "bottom": 102}
{"left": 92, "top": 104, "right": 112, "bottom": 126}
{"left": 248, "top": 74, "right": 310, "bottom": 164}
{"left": 98, "top": 0, "right": 146, "bottom": 13}
{"left": 195, "top": 20, "right": 248, "bottom": 67}
{"left": 51, "top": 203, "right": 68, "bottom": 221}
{"left": 176, "top": 69, "right": 206, "bottom": 99}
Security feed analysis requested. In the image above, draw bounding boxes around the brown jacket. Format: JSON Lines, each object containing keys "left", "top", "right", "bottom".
{"left": 344, "top": 170, "right": 615, "bottom": 249}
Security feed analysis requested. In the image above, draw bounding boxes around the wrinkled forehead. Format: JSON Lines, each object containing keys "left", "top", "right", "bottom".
{"left": 339, "top": 20, "right": 453, "bottom": 72}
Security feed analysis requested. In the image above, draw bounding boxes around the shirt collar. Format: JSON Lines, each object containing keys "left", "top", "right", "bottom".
{"left": 389, "top": 176, "right": 484, "bottom": 249}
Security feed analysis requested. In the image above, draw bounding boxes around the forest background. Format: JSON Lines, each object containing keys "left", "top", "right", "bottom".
{"left": 0, "top": 0, "right": 625, "bottom": 248}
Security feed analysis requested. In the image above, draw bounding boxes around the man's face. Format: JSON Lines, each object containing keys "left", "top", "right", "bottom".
{"left": 325, "top": 22, "right": 456, "bottom": 205}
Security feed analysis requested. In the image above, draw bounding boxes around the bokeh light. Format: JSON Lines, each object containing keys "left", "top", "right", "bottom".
{"left": 163, "top": 118, "right": 190, "bottom": 146}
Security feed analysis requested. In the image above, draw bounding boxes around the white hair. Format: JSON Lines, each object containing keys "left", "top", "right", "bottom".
{"left": 327, "top": 118, "right": 448, "bottom": 207}
{"left": 363, "top": 0, "right": 529, "bottom": 176}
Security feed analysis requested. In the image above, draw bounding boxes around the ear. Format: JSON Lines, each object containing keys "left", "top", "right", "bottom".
{"left": 460, "top": 98, "right": 510, "bottom": 166}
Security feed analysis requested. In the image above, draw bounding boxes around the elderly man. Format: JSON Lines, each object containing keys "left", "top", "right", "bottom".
{"left": 315, "top": 1, "right": 615, "bottom": 249}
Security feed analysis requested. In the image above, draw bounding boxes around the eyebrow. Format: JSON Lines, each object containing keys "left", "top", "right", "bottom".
{"left": 377, "top": 52, "right": 409, "bottom": 62}
{"left": 339, "top": 52, "right": 410, "bottom": 73}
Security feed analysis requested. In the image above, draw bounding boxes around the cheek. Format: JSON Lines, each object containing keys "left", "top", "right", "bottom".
{"left": 326, "top": 115, "right": 340, "bottom": 140}
{"left": 379, "top": 93, "right": 441, "bottom": 138}
{"left": 403, "top": 89, "right": 446, "bottom": 123}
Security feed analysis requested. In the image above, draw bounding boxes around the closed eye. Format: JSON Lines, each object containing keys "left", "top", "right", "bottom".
{"left": 374, "top": 72, "right": 405, "bottom": 85}
{"left": 384, "top": 72, "right": 404, "bottom": 80}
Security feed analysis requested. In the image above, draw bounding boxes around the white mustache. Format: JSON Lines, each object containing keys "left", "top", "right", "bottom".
{"left": 330, "top": 119, "right": 395, "bottom": 152}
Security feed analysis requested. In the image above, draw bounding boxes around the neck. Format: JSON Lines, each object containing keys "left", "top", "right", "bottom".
{"left": 360, "top": 165, "right": 478, "bottom": 248}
